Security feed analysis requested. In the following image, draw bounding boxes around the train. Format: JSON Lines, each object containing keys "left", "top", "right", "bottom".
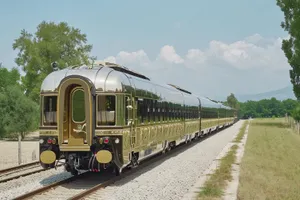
{"left": 38, "top": 61, "right": 238, "bottom": 175}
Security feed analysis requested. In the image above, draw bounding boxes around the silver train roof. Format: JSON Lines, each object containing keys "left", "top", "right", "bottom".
{"left": 40, "top": 61, "right": 232, "bottom": 110}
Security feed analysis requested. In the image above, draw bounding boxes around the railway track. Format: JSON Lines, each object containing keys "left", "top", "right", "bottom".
{"left": 0, "top": 161, "right": 40, "bottom": 175}
{"left": 13, "top": 126, "right": 228, "bottom": 200}
{"left": 0, "top": 161, "right": 63, "bottom": 183}
{"left": 13, "top": 171, "right": 113, "bottom": 200}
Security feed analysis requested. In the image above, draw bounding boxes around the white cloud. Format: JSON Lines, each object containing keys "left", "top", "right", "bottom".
{"left": 157, "top": 45, "right": 184, "bottom": 64}
{"left": 98, "top": 34, "right": 291, "bottom": 98}
{"left": 103, "top": 56, "right": 116, "bottom": 63}
{"left": 103, "top": 50, "right": 150, "bottom": 67}
{"left": 186, "top": 49, "right": 206, "bottom": 64}
{"left": 102, "top": 34, "right": 289, "bottom": 71}
{"left": 182, "top": 36, "right": 289, "bottom": 71}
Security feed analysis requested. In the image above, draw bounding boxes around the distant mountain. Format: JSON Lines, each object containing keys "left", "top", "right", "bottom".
{"left": 235, "top": 85, "right": 296, "bottom": 102}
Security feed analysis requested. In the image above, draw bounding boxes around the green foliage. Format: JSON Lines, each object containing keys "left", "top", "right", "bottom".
{"left": 1, "top": 86, "right": 39, "bottom": 139}
{"left": 225, "top": 93, "right": 239, "bottom": 109}
{"left": 0, "top": 65, "right": 21, "bottom": 92}
{"left": 291, "top": 104, "right": 300, "bottom": 122}
{"left": 13, "top": 21, "right": 93, "bottom": 102}
{"left": 0, "top": 66, "right": 39, "bottom": 139}
{"left": 276, "top": 1, "right": 300, "bottom": 99}
{"left": 239, "top": 98, "right": 297, "bottom": 119}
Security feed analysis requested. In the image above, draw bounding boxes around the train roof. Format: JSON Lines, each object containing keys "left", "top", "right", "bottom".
{"left": 41, "top": 62, "right": 130, "bottom": 93}
{"left": 40, "top": 61, "right": 229, "bottom": 109}
{"left": 40, "top": 62, "right": 196, "bottom": 105}
{"left": 197, "top": 96, "right": 221, "bottom": 109}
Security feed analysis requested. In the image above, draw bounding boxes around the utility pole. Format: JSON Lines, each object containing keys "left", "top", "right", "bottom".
{"left": 18, "top": 134, "right": 21, "bottom": 165}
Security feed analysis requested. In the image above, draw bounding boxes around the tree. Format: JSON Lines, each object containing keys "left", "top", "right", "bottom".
{"left": 13, "top": 21, "right": 93, "bottom": 102}
{"left": 0, "top": 66, "right": 22, "bottom": 137}
{"left": 0, "top": 85, "right": 39, "bottom": 139}
{"left": 1, "top": 85, "right": 39, "bottom": 139}
{"left": 282, "top": 98, "right": 298, "bottom": 115}
{"left": 0, "top": 65, "right": 21, "bottom": 92}
{"left": 237, "top": 98, "right": 298, "bottom": 119}
{"left": 226, "top": 93, "right": 239, "bottom": 109}
{"left": 292, "top": 104, "right": 300, "bottom": 121}
{"left": 291, "top": 103, "right": 300, "bottom": 134}
{"left": 0, "top": 66, "right": 39, "bottom": 138}
{"left": 276, "top": 1, "right": 300, "bottom": 99}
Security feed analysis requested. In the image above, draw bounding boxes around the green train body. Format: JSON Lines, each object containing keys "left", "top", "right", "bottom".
{"left": 39, "top": 61, "right": 238, "bottom": 175}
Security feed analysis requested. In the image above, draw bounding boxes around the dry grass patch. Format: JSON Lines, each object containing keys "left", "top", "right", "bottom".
{"left": 198, "top": 145, "right": 239, "bottom": 200}
{"left": 233, "top": 120, "right": 248, "bottom": 143}
{"left": 237, "top": 118, "right": 300, "bottom": 200}
{"left": 197, "top": 120, "right": 248, "bottom": 200}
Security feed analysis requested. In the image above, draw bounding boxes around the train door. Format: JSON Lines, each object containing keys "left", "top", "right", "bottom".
{"left": 58, "top": 78, "right": 93, "bottom": 151}
{"left": 125, "top": 95, "right": 135, "bottom": 148}
{"left": 68, "top": 87, "right": 87, "bottom": 144}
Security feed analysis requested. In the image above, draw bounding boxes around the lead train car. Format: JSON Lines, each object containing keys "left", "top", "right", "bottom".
{"left": 39, "top": 62, "right": 237, "bottom": 175}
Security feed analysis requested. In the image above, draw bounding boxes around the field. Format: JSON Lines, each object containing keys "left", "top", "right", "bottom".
{"left": 0, "top": 141, "right": 39, "bottom": 169}
{"left": 237, "top": 118, "right": 300, "bottom": 200}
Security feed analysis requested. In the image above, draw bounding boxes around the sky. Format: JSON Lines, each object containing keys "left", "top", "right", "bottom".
{"left": 0, "top": 0, "right": 291, "bottom": 100}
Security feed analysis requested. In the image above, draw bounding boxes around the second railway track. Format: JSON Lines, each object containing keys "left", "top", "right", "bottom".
{"left": 0, "top": 161, "right": 63, "bottom": 184}
{"left": 13, "top": 128, "right": 226, "bottom": 200}
{"left": 0, "top": 161, "right": 44, "bottom": 183}
{"left": 0, "top": 161, "right": 40, "bottom": 176}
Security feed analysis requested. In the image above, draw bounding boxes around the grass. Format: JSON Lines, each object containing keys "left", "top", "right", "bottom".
{"left": 198, "top": 120, "right": 248, "bottom": 200}
{"left": 233, "top": 121, "right": 248, "bottom": 143}
{"left": 237, "top": 118, "right": 300, "bottom": 200}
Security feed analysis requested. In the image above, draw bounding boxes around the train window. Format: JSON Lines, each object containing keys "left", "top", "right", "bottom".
{"left": 153, "top": 100, "right": 157, "bottom": 122}
{"left": 162, "top": 102, "right": 165, "bottom": 121}
{"left": 148, "top": 100, "right": 150, "bottom": 122}
{"left": 165, "top": 102, "right": 169, "bottom": 121}
{"left": 43, "top": 96, "right": 57, "bottom": 126}
{"left": 168, "top": 102, "right": 171, "bottom": 121}
{"left": 97, "top": 95, "right": 116, "bottom": 126}
{"left": 145, "top": 99, "right": 149, "bottom": 123}
{"left": 72, "top": 89, "right": 86, "bottom": 123}
{"left": 137, "top": 98, "right": 144, "bottom": 123}
{"left": 157, "top": 101, "right": 161, "bottom": 122}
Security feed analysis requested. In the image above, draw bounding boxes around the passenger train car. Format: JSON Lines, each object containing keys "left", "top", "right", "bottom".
{"left": 39, "top": 61, "right": 238, "bottom": 175}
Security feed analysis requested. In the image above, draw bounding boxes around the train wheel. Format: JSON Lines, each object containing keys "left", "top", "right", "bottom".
{"left": 108, "top": 164, "right": 120, "bottom": 176}
{"left": 129, "top": 152, "right": 139, "bottom": 168}
{"left": 113, "top": 167, "right": 120, "bottom": 176}
{"left": 49, "top": 162, "right": 55, "bottom": 168}
{"left": 64, "top": 164, "right": 71, "bottom": 172}
{"left": 162, "top": 141, "right": 169, "bottom": 154}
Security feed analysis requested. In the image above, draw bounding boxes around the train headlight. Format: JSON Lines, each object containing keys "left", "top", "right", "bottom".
{"left": 115, "top": 138, "right": 120, "bottom": 144}
{"left": 39, "top": 139, "right": 44, "bottom": 144}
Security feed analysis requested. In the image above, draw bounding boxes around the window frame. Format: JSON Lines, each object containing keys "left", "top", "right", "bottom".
{"left": 41, "top": 94, "right": 58, "bottom": 127}
{"left": 71, "top": 88, "right": 86, "bottom": 124}
{"left": 96, "top": 94, "right": 117, "bottom": 127}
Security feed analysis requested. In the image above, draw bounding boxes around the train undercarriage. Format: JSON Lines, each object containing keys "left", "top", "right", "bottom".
{"left": 40, "top": 135, "right": 124, "bottom": 176}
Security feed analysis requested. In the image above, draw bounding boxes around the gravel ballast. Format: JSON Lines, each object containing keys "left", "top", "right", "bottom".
{"left": 0, "top": 166, "right": 73, "bottom": 200}
{"left": 86, "top": 120, "right": 244, "bottom": 200}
